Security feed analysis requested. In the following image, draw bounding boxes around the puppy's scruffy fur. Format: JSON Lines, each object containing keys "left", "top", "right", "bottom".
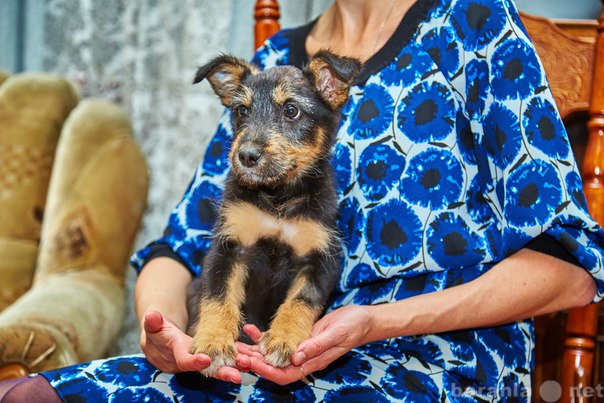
{"left": 187, "top": 50, "right": 361, "bottom": 376}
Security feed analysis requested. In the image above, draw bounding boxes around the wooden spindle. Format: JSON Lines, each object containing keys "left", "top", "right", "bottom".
{"left": 560, "top": 3, "right": 604, "bottom": 402}
{"left": 254, "top": 0, "right": 281, "bottom": 50}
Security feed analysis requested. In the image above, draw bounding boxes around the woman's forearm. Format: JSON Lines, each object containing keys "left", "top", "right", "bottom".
{"left": 134, "top": 257, "right": 193, "bottom": 330}
{"left": 365, "top": 248, "right": 597, "bottom": 343}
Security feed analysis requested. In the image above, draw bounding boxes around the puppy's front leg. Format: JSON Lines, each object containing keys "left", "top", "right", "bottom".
{"left": 190, "top": 247, "right": 247, "bottom": 377}
{"left": 260, "top": 264, "right": 332, "bottom": 368}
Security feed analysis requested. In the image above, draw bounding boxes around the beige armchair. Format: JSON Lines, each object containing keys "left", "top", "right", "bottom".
{"left": 0, "top": 74, "right": 149, "bottom": 379}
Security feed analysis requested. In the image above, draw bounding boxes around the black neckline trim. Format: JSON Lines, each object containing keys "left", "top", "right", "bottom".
{"left": 285, "top": 0, "right": 438, "bottom": 86}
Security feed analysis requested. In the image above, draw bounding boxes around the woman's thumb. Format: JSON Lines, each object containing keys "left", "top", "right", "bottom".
{"left": 144, "top": 310, "right": 164, "bottom": 334}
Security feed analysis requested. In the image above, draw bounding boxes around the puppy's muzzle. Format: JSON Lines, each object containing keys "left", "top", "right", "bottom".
{"left": 238, "top": 145, "right": 263, "bottom": 167}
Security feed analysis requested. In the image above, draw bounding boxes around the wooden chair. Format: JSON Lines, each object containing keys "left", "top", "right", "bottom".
{"left": 521, "top": 6, "right": 604, "bottom": 402}
{"left": 254, "top": 0, "right": 281, "bottom": 51}
{"left": 253, "top": 1, "right": 604, "bottom": 402}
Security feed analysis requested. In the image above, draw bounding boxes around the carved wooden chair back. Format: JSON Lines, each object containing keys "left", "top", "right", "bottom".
{"left": 520, "top": 6, "right": 604, "bottom": 402}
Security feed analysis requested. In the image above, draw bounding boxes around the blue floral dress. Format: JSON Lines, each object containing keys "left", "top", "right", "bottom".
{"left": 42, "top": 0, "right": 604, "bottom": 401}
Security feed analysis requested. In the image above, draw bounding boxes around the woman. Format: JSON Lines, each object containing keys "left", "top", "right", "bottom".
{"left": 1, "top": 0, "right": 601, "bottom": 401}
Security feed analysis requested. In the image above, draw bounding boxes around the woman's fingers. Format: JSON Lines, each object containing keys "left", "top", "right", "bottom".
{"left": 213, "top": 366, "right": 243, "bottom": 383}
{"left": 143, "top": 309, "right": 164, "bottom": 333}
{"left": 172, "top": 337, "right": 210, "bottom": 372}
{"left": 247, "top": 358, "right": 302, "bottom": 386}
{"left": 242, "top": 324, "right": 264, "bottom": 343}
{"left": 292, "top": 327, "right": 343, "bottom": 366}
{"left": 249, "top": 343, "right": 349, "bottom": 386}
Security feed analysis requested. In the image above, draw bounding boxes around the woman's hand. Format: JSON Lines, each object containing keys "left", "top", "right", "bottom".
{"left": 141, "top": 309, "right": 245, "bottom": 383}
{"left": 239, "top": 305, "right": 374, "bottom": 386}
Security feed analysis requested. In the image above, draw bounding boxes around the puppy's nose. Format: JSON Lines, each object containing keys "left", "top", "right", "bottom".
{"left": 238, "top": 146, "right": 262, "bottom": 167}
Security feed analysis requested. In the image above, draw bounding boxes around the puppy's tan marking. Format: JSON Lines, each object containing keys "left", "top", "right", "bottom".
{"left": 220, "top": 201, "right": 332, "bottom": 255}
{"left": 260, "top": 274, "right": 321, "bottom": 367}
{"left": 190, "top": 261, "right": 247, "bottom": 376}
{"left": 231, "top": 85, "right": 254, "bottom": 109}
{"left": 283, "top": 126, "right": 328, "bottom": 177}
{"left": 272, "top": 82, "right": 291, "bottom": 106}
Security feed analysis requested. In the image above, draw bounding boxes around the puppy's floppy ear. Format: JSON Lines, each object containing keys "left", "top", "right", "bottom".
{"left": 193, "top": 55, "right": 258, "bottom": 106}
{"left": 304, "top": 50, "right": 361, "bottom": 110}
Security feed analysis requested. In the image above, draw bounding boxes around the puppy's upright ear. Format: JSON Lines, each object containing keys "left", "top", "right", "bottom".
{"left": 304, "top": 50, "right": 361, "bottom": 110}
{"left": 193, "top": 55, "right": 258, "bottom": 106}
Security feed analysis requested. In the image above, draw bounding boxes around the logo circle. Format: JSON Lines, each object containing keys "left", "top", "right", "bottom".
{"left": 540, "top": 380, "right": 562, "bottom": 402}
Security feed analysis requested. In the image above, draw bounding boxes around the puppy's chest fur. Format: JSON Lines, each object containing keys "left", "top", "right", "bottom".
{"left": 187, "top": 50, "right": 359, "bottom": 373}
{"left": 215, "top": 180, "right": 338, "bottom": 332}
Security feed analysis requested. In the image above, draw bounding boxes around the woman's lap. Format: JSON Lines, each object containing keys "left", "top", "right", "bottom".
{"left": 39, "top": 341, "right": 523, "bottom": 402}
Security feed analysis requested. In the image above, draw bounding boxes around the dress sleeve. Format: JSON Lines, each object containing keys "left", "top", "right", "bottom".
{"left": 463, "top": 0, "right": 604, "bottom": 301}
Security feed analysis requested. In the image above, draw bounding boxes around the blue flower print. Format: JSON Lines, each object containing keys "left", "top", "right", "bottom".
{"left": 380, "top": 46, "right": 434, "bottom": 87}
{"left": 44, "top": 361, "right": 93, "bottom": 386}
{"left": 456, "top": 111, "right": 477, "bottom": 165}
{"left": 566, "top": 171, "right": 588, "bottom": 213}
{"left": 481, "top": 324, "right": 528, "bottom": 369}
{"left": 184, "top": 180, "right": 222, "bottom": 231}
{"left": 505, "top": 159, "right": 562, "bottom": 228}
{"left": 401, "top": 148, "right": 463, "bottom": 210}
{"left": 347, "top": 84, "right": 394, "bottom": 140}
{"left": 337, "top": 197, "right": 364, "bottom": 254}
{"left": 483, "top": 102, "right": 522, "bottom": 169}
{"left": 547, "top": 220, "right": 598, "bottom": 270}
{"left": 353, "top": 277, "right": 398, "bottom": 305}
{"left": 357, "top": 143, "right": 405, "bottom": 201}
{"left": 503, "top": 0, "right": 529, "bottom": 37}
{"left": 169, "top": 372, "right": 240, "bottom": 402}
{"left": 467, "top": 176, "right": 492, "bottom": 224}
{"left": 323, "top": 385, "right": 390, "bottom": 403}
{"left": 94, "top": 357, "right": 155, "bottom": 387}
{"left": 491, "top": 38, "right": 543, "bottom": 100}
{"left": 465, "top": 59, "right": 489, "bottom": 118}
{"left": 523, "top": 97, "right": 569, "bottom": 159}
{"left": 397, "top": 81, "right": 456, "bottom": 143}
{"left": 393, "top": 337, "right": 444, "bottom": 367}
{"left": 331, "top": 142, "right": 353, "bottom": 193}
{"left": 502, "top": 226, "right": 532, "bottom": 257}
{"left": 484, "top": 221, "right": 503, "bottom": 259}
{"left": 252, "top": 30, "right": 291, "bottom": 69}
{"left": 53, "top": 376, "right": 110, "bottom": 403}
{"left": 442, "top": 372, "right": 482, "bottom": 403}
{"left": 498, "top": 372, "right": 530, "bottom": 402}
{"left": 445, "top": 331, "right": 499, "bottom": 385}
{"left": 421, "top": 27, "right": 461, "bottom": 78}
{"left": 250, "top": 378, "right": 316, "bottom": 402}
{"left": 395, "top": 272, "right": 442, "bottom": 300}
{"left": 312, "top": 351, "right": 372, "bottom": 385}
{"left": 381, "top": 363, "right": 440, "bottom": 401}
{"left": 443, "top": 330, "right": 476, "bottom": 363}
{"left": 366, "top": 199, "right": 423, "bottom": 267}
{"left": 450, "top": 0, "right": 507, "bottom": 51}
{"left": 112, "top": 387, "right": 172, "bottom": 403}
{"left": 341, "top": 262, "right": 383, "bottom": 292}
{"left": 202, "top": 124, "right": 231, "bottom": 176}
{"left": 427, "top": 212, "right": 486, "bottom": 269}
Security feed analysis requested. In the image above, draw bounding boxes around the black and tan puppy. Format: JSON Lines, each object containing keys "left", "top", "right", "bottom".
{"left": 187, "top": 50, "right": 360, "bottom": 376}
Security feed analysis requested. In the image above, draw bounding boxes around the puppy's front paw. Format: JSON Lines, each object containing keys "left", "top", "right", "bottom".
{"left": 259, "top": 331, "right": 301, "bottom": 368}
{"left": 190, "top": 335, "right": 237, "bottom": 377}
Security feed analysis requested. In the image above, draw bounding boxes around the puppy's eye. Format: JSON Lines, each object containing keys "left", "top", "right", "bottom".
{"left": 236, "top": 105, "right": 250, "bottom": 118}
{"left": 283, "top": 103, "right": 301, "bottom": 120}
